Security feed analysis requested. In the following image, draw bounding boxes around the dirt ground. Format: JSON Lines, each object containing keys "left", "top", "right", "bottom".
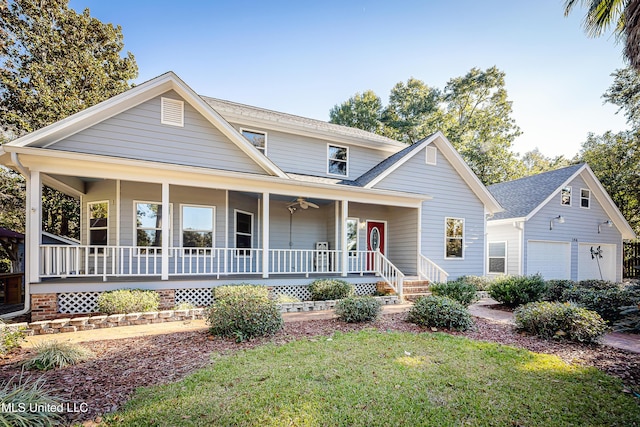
{"left": 1, "top": 313, "right": 639, "bottom": 425}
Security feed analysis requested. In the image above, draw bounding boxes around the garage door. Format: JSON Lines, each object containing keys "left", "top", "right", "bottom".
{"left": 527, "top": 241, "right": 571, "bottom": 280}
{"left": 578, "top": 243, "right": 617, "bottom": 282}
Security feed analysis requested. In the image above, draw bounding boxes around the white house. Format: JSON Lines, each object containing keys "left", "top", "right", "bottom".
{"left": 0, "top": 72, "right": 502, "bottom": 320}
{"left": 486, "top": 164, "right": 636, "bottom": 282}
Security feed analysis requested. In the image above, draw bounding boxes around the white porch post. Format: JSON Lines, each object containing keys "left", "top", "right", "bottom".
{"left": 161, "top": 183, "right": 170, "bottom": 280}
{"left": 27, "top": 170, "right": 42, "bottom": 284}
{"left": 341, "top": 200, "right": 348, "bottom": 277}
{"left": 262, "top": 192, "right": 270, "bottom": 278}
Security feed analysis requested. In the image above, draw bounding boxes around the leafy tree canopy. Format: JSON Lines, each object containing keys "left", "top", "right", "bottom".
{"left": 521, "top": 148, "right": 571, "bottom": 176}
{"left": 0, "top": 0, "right": 138, "bottom": 136}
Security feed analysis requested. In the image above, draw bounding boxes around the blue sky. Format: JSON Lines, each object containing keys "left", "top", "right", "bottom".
{"left": 68, "top": 0, "right": 629, "bottom": 158}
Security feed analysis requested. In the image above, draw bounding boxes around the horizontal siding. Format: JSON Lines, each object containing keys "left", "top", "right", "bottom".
{"left": 51, "top": 91, "right": 267, "bottom": 175}
{"left": 82, "top": 180, "right": 117, "bottom": 245}
{"left": 524, "top": 174, "right": 623, "bottom": 281}
{"left": 228, "top": 124, "right": 390, "bottom": 180}
{"left": 374, "top": 146, "right": 486, "bottom": 280}
{"left": 268, "top": 200, "right": 333, "bottom": 250}
{"left": 486, "top": 222, "right": 521, "bottom": 276}
{"left": 387, "top": 207, "right": 418, "bottom": 275}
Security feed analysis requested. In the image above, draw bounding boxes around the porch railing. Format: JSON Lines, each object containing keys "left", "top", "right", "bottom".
{"left": 375, "top": 250, "right": 404, "bottom": 299}
{"left": 418, "top": 254, "right": 449, "bottom": 283}
{"left": 39, "top": 246, "right": 394, "bottom": 280}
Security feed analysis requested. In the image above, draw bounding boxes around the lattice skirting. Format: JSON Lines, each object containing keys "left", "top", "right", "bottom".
{"left": 56, "top": 283, "right": 378, "bottom": 314}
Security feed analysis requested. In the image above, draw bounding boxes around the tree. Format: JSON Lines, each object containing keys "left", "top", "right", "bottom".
{"left": 329, "top": 90, "right": 385, "bottom": 134}
{"left": 438, "top": 67, "right": 523, "bottom": 185}
{"left": 0, "top": 166, "right": 24, "bottom": 233}
{"left": 521, "top": 148, "right": 571, "bottom": 176}
{"left": 381, "top": 78, "right": 441, "bottom": 144}
{"left": 0, "top": 0, "right": 138, "bottom": 136}
{"left": 603, "top": 67, "right": 640, "bottom": 125}
{"left": 576, "top": 131, "right": 640, "bottom": 234}
{"left": 564, "top": 0, "right": 640, "bottom": 70}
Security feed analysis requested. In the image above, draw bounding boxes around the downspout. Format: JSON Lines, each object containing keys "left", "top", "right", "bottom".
{"left": 2, "top": 152, "right": 31, "bottom": 319}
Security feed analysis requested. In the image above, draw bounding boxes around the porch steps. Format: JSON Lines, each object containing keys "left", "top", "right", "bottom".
{"left": 379, "top": 277, "right": 432, "bottom": 302}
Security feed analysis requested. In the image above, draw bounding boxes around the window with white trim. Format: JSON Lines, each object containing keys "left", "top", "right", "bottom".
{"left": 328, "top": 144, "right": 348, "bottom": 176}
{"left": 241, "top": 129, "right": 266, "bottom": 154}
{"left": 561, "top": 186, "right": 571, "bottom": 206}
{"left": 346, "top": 218, "right": 358, "bottom": 255}
{"left": 88, "top": 201, "right": 108, "bottom": 246}
{"left": 136, "top": 202, "right": 167, "bottom": 247}
{"left": 580, "top": 188, "right": 590, "bottom": 208}
{"left": 488, "top": 242, "right": 506, "bottom": 274}
{"left": 445, "top": 218, "right": 464, "bottom": 258}
{"left": 235, "top": 210, "right": 253, "bottom": 256}
{"left": 182, "top": 205, "right": 214, "bottom": 248}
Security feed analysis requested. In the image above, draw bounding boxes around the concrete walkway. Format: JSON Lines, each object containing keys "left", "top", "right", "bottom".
{"left": 23, "top": 300, "right": 640, "bottom": 354}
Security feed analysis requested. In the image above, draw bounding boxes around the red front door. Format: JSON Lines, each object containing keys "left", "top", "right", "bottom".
{"left": 366, "top": 221, "right": 386, "bottom": 270}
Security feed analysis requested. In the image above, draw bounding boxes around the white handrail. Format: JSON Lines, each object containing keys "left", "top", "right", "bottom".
{"left": 418, "top": 254, "right": 449, "bottom": 283}
{"left": 375, "top": 250, "right": 404, "bottom": 299}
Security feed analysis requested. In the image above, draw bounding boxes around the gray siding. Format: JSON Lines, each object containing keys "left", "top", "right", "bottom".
{"left": 268, "top": 200, "right": 333, "bottom": 250}
{"left": 524, "top": 174, "right": 623, "bottom": 281}
{"left": 486, "top": 222, "right": 521, "bottom": 276}
{"left": 374, "top": 145, "right": 486, "bottom": 280}
{"left": 229, "top": 124, "right": 390, "bottom": 179}
{"left": 50, "top": 91, "right": 267, "bottom": 175}
{"left": 82, "top": 180, "right": 117, "bottom": 245}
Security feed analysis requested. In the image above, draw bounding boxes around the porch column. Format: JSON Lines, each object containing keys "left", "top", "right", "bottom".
{"left": 341, "top": 200, "right": 348, "bottom": 277}
{"left": 27, "top": 170, "right": 42, "bottom": 284}
{"left": 262, "top": 192, "right": 270, "bottom": 278}
{"left": 161, "top": 183, "right": 170, "bottom": 280}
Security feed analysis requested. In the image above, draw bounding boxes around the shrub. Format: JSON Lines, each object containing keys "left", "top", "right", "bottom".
{"left": 615, "top": 304, "right": 640, "bottom": 333}
{"left": 561, "top": 284, "right": 640, "bottom": 322}
{"left": 0, "top": 321, "right": 25, "bottom": 355}
{"left": 273, "top": 294, "right": 301, "bottom": 303}
{"left": 429, "top": 280, "right": 478, "bottom": 306}
{"left": 207, "top": 285, "right": 283, "bottom": 342}
{"left": 488, "top": 275, "right": 547, "bottom": 307}
{"left": 0, "top": 259, "right": 11, "bottom": 273}
{"left": 308, "top": 279, "right": 353, "bottom": 301}
{"left": 23, "top": 341, "right": 94, "bottom": 371}
{"left": 407, "top": 295, "right": 473, "bottom": 331}
{"left": 0, "top": 374, "right": 63, "bottom": 426}
{"left": 544, "top": 280, "right": 576, "bottom": 302}
{"left": 213, "top": 284, "right": 269, "bottom": 301}
{"left": 514, "top": 301, "right": 608, "bottom": 343}
{"left": 335, "top": 296, "right": 382, "bottom": 323}
{"left": 174, "top": 302, "right": 195, "bottom": 310}
{"left": 576, "top": 279, "right": 617, "bottom": 290}
{"left": 457, "top": 275, "right": 492, "bottom": 291}
{"left": 97, "top": 289, "right": 159, "bottom": 315}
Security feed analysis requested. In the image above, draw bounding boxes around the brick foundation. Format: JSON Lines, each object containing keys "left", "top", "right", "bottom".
{"left": 157, "top": 289, "right": 175, "bottom": 310}
{"left": 30, "top": 293, "right": 58, "bottom": 322}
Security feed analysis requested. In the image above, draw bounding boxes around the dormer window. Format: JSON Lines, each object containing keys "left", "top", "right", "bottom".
{"left": 328, "top": 144, "right": 348, "bottom": 176}
{"left": 241, "top": 129, "right": 266, "bottom": 154}
{"left": 561, "top": 186, "right": 571, "bottom": 206}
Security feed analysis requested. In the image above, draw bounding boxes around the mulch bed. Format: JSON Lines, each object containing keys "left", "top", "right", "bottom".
{"left": 1, "top": 313, "right": 639, "bottom": 425}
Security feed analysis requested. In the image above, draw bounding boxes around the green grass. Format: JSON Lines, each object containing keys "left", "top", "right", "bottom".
{"left": 104, "top": 330, "right": 640, "bottom": 426}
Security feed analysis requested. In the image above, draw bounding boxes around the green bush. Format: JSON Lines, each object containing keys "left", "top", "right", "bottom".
{"left": 0, "top": 374, "right": 63, "bottom": 426}
{"left": 335, "top": 296, "right": 382, "bottom": 323}
{"left": 430, "top": 280, "right": 478, "bottom": 306}
{"left": 207, "top": 285, "right": 283, "bottom": 342}
{"left": 615, "top": 304, "right": 640, "bottom": 333}
{"left": 561, "top": 284, "right": 640, "bottom": 322}
{"left": 407, "top": 295, "right": 473, "bottom": 331}
{"left": 174, "top": 302, "right": 195, "bottom": 310}
{"left": 0, "top": 321, "right": 25, "bottom": 355}
{"left": 514, "top": 301, "right": 608, "bottom": 343}
{"left": 576, "top": 279, "right": 618, "bottom": 290}
{"left": 457, "top": 275, "right": 492, "bottom": 291}
{"left": 97, "top": 289, "right": 159, "bottom": 315}
{"left": 0, "top": 259, "right": 11, "bottom": 273}
{"left": 308, "top": 279, "right": 353, "bottom": 301}
{"left": 543, "top": 280, "right": 576, "bottom": 302}
{"left": 273, "top": 294, "right": 301, "bottom": 303}
{"left": 488, "top": 275, "right": 547, "bottom": 307}
{"left": 23, "top": 340, "right": 94, "bottom": 371}
{"left": 213, "top": 284, "right": 269, "bottom": 301}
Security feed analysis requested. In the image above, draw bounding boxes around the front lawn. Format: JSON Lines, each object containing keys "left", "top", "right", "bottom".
{"left": 104, "top": 330, "right": 640, "bottom": 426}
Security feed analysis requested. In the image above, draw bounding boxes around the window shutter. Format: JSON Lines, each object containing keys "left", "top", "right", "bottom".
{"left": 161, "top": 97, "right": 184, "bottom": 127}
{"left": 426, "top": 146, "right": 437, "bottom": 165}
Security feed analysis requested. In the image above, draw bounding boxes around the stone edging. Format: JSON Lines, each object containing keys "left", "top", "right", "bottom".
{"left": 5, "top": 308, "right": 206, "bottom": 336}
{"left": 2, "top": 295, "right": 400, "bottom": 336}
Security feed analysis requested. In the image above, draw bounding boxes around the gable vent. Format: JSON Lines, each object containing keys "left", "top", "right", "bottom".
{"left": 161, "top": 97, "right": 184, "bottom": 127}
{"left": 426, "top": 145, "right": 437, "bottom": 165}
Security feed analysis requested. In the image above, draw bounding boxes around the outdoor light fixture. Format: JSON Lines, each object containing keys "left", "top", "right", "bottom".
{"left": 598, "top": 220, "right": 613, "bottom": 233}
{"left": 550, "top": 215, "right": 565, "bottom": 230}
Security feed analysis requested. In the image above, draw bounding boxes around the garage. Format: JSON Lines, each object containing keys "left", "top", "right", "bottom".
{"left": 578, "top": 243, "right": 617, "bottom": 282}
{"left": 527, "top": 241, "right": 571, "bottom": 280}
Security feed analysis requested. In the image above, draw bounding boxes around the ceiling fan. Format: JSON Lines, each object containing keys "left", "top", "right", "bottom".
{"left": 287, "top": 197, "right": 319, "bottom": 210}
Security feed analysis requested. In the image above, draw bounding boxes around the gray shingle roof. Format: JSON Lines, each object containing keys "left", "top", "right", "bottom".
{"left": 487, "top": 163, "right": 584, "bottom": 220}
{"left": 355, "top": 137, "right": 431, "bottom": 186}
